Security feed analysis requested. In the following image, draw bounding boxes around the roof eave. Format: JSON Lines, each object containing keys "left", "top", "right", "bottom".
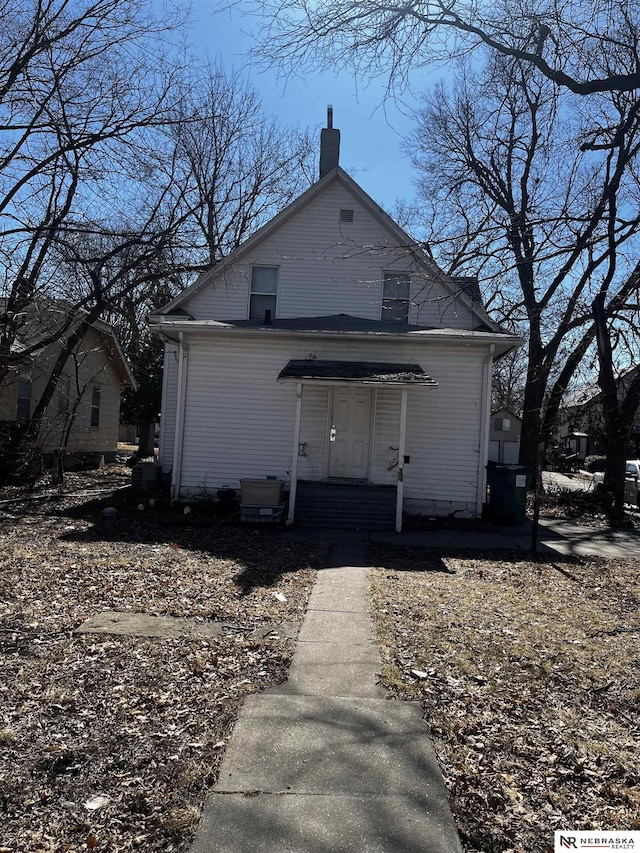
{"left": 148, "top": 318, "right": 522, "bottom": 353}
{"left": 278, "top": 376, "right": 438, "bottom": 387}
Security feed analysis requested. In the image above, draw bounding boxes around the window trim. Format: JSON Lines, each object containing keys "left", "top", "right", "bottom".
{"left": 16, "top": 379, "right": 32, "bottom": 423}
{"left": 381, "top": 272, "right": 411, "bottom": 324}
{"left": 248, "top": 265, "right": 279, "bottom": 321}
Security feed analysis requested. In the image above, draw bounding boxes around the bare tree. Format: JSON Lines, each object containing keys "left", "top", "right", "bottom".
{"left": 100, "top": 65, "right": 316, "bottom": 458}
{"left": 492, "top": 345, "right": 527, "bottom": 415}
{"left": 166, "top": 63, "right": 315, "bottom": 269}
{"left": 406, "top": 55, "right": 640, "bottom": 476}
{"left": 245, "top": 0, "right": 640, "bottom": 96}
{"left": 0, "top": 0, "right": 185, "bottom": 389}
{"left": 592, "top": 268, "right": 640, "bottom": 518}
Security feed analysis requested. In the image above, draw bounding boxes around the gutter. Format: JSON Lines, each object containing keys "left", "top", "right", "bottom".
{"left": 170, "top": 332, "right": 188, "bottom": 503}
{"left": 148, "top": 319, "right": 522, "bottom": 349}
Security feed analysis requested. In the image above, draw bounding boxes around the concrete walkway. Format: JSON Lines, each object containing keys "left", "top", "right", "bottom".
{"left": 191, "top": 532, "right": 462, "bottom": 853}
{"left": 367, "top": 516, "right": 640, "bottom": 559}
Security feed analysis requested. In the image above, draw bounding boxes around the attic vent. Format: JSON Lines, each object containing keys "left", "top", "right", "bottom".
{"left": 340, "top": 209, "right": 354, "bottom": 222}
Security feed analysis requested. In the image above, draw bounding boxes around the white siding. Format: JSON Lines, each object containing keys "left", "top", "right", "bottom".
{"left": 180, "top": 340, "right": 296, "bottom": 493}
{"left": 159, "top": 343, "right": 179, "bottom": 472}
{"left": 176, "top": 334, "right": 486, "bottom": 516}
{"left": 298, "top": 385, "right": 329, "bottom": 480}
{"left": 371, "top": 388, "right": 402, "bottom": 485}
{"left": 183, "top": 181, "right": 477, "bottom": 330}
{"left": 404, "top": 347, "right": 484, "bottom": 516}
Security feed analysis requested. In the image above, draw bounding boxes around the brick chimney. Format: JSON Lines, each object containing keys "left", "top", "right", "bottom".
{"left": 319, "top": 105, "right": 340, "bottom": 178}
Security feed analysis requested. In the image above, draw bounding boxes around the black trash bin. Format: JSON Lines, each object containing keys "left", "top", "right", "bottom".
{"left": 486, "top": 464, "right": 532, "bottom": 525}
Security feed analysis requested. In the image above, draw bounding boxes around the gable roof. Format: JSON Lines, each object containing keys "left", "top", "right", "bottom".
{"left": 490, "top": 408, "right": 522, "bottom": 421}
{"left": 1, "top": 298, "right": 136, "bottom": 389}
{"left": 155, "top": 167, "right": 503, "bottom": 334}
{"left": 562, "top": 365, "right": 640, "bottom": 409}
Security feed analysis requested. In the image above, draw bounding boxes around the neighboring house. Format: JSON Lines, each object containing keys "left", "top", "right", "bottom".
{"left": 558, "top": 366, "right": 640, "bottom": 459}
{"left": 488, "top": 409, "right": 521, "bottom": 464}
{"left": 149, "top": 113, "right": 521, "bottom": 530}
{"left": 0, "top": 300, "right": 136, "bottom": 460}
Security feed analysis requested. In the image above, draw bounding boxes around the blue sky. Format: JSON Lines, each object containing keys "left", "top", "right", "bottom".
{"left": 183, "top": 2, "right": 425, "bottom": 210}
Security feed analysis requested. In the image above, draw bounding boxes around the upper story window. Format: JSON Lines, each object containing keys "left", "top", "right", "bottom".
{"left": 16, "top": 379, "right": 31, "bottom": 422}
{"left": 249, "top": 266, "right": 278, "bottom": 320}
{"left": 90, "top": 386, "right": 101, "bottom": 429}
{"left": 382, "top": 273, "right": 410, "bottom": 323}
{"left": 494, "top": 417, "right": 511, "bottom": 432}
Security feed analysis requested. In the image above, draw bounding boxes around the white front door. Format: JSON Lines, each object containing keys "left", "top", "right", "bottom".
{"left": 328, "top": 386, "right": 373, "bottom": 479}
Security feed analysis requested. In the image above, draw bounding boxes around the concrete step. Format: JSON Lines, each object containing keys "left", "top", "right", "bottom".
{"left": 296, "top": 518, "right": 395, "bottom": 531}
{"left": 297, "top": 488, "right": 396, "bottom": 506}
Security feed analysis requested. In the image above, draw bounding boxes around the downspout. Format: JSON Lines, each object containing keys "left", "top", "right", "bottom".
{"left": 395, "top": 387, "right": 408, "bottom": 533}
{"left": 287, "top": 382, "right": 303, "bottom": 526}
{"left": 477, "top": 344, "right": 495, "bottom": 515}
{"left": 157, "top": 339, "right": 170, "bottom": 466}
{"left": 171, "top": 332, "right": 188, "bottom": 503}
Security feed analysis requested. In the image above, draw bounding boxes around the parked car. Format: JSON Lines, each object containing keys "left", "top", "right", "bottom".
{"left": 591, "top": 460, "right": 640, "bottom": 507}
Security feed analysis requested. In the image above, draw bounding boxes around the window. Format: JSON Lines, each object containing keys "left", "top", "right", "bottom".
{"left": 16, "top": 380, "right": 31, "bottom": 422}
{"left": 90, "top": 387, "right": 101, "bottom": 429}
{"left": 249, "top": 266, "right": 278, "bottom": 320}
{"left": 57, "top": 377, "right": 70, "bottom": 416}
{"left": 340, "top": 209, "right": 354, "bottom": 222}
{"left": 495, "top": 417, "right": 511, "bottom": 432}
{"left": 382, "top": 273, "right": 410, "bottom": 323}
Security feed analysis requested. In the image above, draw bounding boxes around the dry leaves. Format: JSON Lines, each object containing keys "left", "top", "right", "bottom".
{"left": 0, "top": 466, "right": 326, "bottom": 852}
{"left": 370, "top": 546, "right": 640, "bottom": 853}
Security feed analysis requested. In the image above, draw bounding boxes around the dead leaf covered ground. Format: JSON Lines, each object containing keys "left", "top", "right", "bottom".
{"left": 0, "top": 466, "right": 326, "bottom": 852}
{"left": 370, "top": 546, "right": 640, "bottom": 853}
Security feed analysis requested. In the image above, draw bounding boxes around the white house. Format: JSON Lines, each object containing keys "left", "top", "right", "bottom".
{"left": 149, "top": 112, "right": 521, "bottom": 530}
{"left": 0, "top": 300, "right": 136, "bottom": 462}
{"left": 488, "top": 409, "right": 522, "bottom": 465}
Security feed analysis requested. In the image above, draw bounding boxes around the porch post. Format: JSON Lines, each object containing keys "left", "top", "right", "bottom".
{"left": 396, "top": 387, "right": 408, "bottom": 533}
{"left": 287, "top": 382, "right": 303, "bottom": 526}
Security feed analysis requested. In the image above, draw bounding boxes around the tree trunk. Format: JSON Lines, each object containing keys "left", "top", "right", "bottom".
{"left": 137, "top": 420, "right": 156, "bottom": 458}
{"left": 51, "top": 448, "right": 64, "bottom": 486}
{"left": 593, "top": 292, "right": 627, "bottom": 522}
{"left": 518, "top": 358, "right": 546, "bottom": 471}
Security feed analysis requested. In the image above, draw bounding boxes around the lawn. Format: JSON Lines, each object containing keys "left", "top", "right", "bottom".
{"left": 0, "top": 466, "right": 326, "bottom": 852}
{"left": 370, "top": 546, "right": 640, "bottom": 853}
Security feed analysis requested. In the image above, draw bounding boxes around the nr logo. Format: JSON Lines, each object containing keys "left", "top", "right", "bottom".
{"left": 560, "top": 838, "right": 578, "bottom": 850}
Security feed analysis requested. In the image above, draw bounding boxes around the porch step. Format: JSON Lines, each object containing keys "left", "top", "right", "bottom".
{"left": 295, "top": 482, "right": 396, "bottom": 531}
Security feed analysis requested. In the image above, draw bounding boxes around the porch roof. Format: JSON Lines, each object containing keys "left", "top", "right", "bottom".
{"left": 277, "top": 359, "right": 438, "bottom": 386}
